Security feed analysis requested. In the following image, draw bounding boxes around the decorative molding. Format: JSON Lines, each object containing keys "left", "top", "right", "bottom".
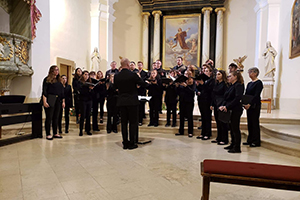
{"left": 215, "top": 7, "right": 226, "bottom": 13}
{"left": 142, "top": 12, "right": 151, "bottom": 17}
{"left": 202, "top": 7, "right": 213, "bottom": 14}
{"left": 152, "top": 10, "right": 162, "bottom": 16}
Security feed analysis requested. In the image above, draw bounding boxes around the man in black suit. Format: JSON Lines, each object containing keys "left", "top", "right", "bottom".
{"left": 105, "top": 61, "right": 119, "bottom": 79}
{"left": 114, "top": 58, "right": 147, "bottom": 150}
{"left": 130, "top": 61, "right": 139, "bottom": 73}
{"left": 137, "top": 61, "right": 148, "bottom": 126}
{"left": 173, "top": 56, "right": 186, "bottom": 75}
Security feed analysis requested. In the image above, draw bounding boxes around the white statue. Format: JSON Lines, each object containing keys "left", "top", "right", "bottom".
{"left": 262, "top": 41, "right": 277, "bottom": 78}
{"left": 91, "top": 47, "right": 101, "bottom": 72}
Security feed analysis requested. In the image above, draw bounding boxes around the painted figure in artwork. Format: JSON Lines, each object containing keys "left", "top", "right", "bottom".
{"left": 91, "top": 47, "right": 101, "bottom": 72}
{"left": 262, "top": 41, "right": 277, "bottom": 78}
{"left": 173, "top": 28, "right": 190, "bottom": 50}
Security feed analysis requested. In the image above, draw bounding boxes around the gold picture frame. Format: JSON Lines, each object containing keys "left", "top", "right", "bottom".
{"left": 290, "top": 0, "right": 300, "bottom": 59}
{"left": 162, "top": 14, "right": 201, "bottom": 69}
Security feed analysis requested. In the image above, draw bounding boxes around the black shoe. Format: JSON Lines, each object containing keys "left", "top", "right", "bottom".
{"left": 224, "top": 145, "right": 233, "bottom": 150}
{"left": 113, "top": 130, "right": 118, "bottom": 133}
{"left": 175, "top": 133, "right": 184, "bottom": 136}
{"left": 188, "top": 134, "right": 193, "bottom": 138}
{"left": 128, "top": 144, "right": 138, "bottom": 150}
{"left": 87, "top": 132, "right": 92, "bottom": 135}
{"left": 201, "top": 136, "right": 210, "bottom": 140}
{"left": 93, "top": 129, "right": 100, "bottom": 132}
{"left": 53, "top": 134, "right": 63, "bottom": 139}
{"left": 171, "top": 124, "right": 176, "bottom": 127}
{"left": 243, "top": 142, "right": 250, "bottom": 145}
{"left": 218, "top": 141, "right": 228, "bottom": 145}
{"left": 79, "top": 132, "right": 83, "bottom": 136}
{"left": 165, "top": 123, "right": 170, "bottom": 127}
{"left": 148, "top": 123, "right": 154, "bottom": 127}
{"left": 46, "top": 136, "right": 53, "bottom": 140}
{"left": 228, "top": 149, "right": 241, "bottom": 153}
{"left": 139, "top": 123, "right": 142, "bottom": 126}
{"left": 154, "top": 123, "right": 158, "bottom": 127}
{"left": 250, "top": 143, "right": 261, "bottom": 147}
{"left": 65, "top": 130, "right": 69, "bottom": 134}
{"left": 211, "top": 140, "right": 218, "bottom": 143}
{"left": 100, "top": 119, "right": 103, "bottom": 124}
{"left": 196, "top": 135, "right": 203, "bottom": 139}
{"left": 198, "top": 126, "right": 202, "bottom": 130}
{"left": 107, "top": 130, "right": 111, "bottom": 134}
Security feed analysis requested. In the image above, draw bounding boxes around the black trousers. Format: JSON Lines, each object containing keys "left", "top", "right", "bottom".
{"left": 80, "top": 100, "right": 92, "bottom": 133}
{"left": 99, "top": 98, "right": 105, "bottom": 119}
{"left": 198, "top": 101, "right": 212, "bottom": 137}
{"left": 119, "top": 105, "right": 139, "bottom": 145}
{"left": 106, "top": 99, "right": 118, "bottom": 131}
{"left": 179, "top": 102, "right": 194, "bottom": 135}
{"left": 230, "top": 109, "right": 243, "bottom": 151}
{"left": 58, "top": 105, "right": 70, "bottom": 133}
{"left": 149, "top": 96, "right": 160, "bottom": 125}
{"left": 74, "top": 94, "right": 80, "bottom": 120}
{"left": 166, "top": 102, "right": 177, "bottom": 126}
{"left": 44, "top": 98, "right": 61, "bottom": 136}
{"left": 214, "top": 107, "right": 228, "bottom": 143}
{"left": 138, "top": 101, "right": 146, "bottom": 124}
{"left": 246, "top": 104, "right": 261, "bottom": 145}
{"left": 92, "top": 98, "right": 99, "bottom": 130}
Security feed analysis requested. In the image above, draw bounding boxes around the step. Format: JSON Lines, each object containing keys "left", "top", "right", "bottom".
{"left": 260, "top": 124, "right": 300, "bottom": 144}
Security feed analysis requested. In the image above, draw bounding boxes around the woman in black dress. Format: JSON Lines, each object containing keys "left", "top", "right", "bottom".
{"left": 42, "top": 65, "right": 65, "bottom": 140}
{"left": 243, "top": 67, "right": 263, "bottom": 147}
{"left": 210, "top": 70, "right": 228, "bottom": 145}
{"left": 196, "top": 65, "right": 215, "bottom": 140}
{"left": 58, "top": 75, "right": 73, "bottom": 134}
{"left": 72, "top": 68, "right": 82, "bottom": 124}
{"left": 78, "top": 70, "right": 94, "bottom": 136}
{"left": 219, "top": 71, "right": 244, "bottom": 153}
{"left": 176, "top": 70, "right": 195, "bottom": 137}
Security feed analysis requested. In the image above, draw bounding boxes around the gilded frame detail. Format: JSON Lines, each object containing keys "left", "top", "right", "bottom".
{"left": 290, "top": 0, "right": 300, "bottom": 59}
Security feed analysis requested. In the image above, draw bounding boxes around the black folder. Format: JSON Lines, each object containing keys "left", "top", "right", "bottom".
{"left": 174, "top": 75, "right": 188, "bottom": 83}
{"left": 161, "top": 78, "right": 173, "bottom": 84}
{"left": 218, "top": 110, "right": 232, "bottom": 123}
{"left": 195, "top": 73, "right": 210, "bottom": 81}
{"left": 242, "top": 95, "right": 254, "bottom": 105}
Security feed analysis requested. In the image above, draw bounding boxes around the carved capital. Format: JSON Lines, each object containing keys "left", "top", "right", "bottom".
{"left": 142, "top": 12, "right": 151, "bottom": 17}
{"left": 152, "top": 10, "right": 162, "bottom": 16}
{"left": 202, "top": 7, "right": 213, "bottom": 14}
{"left": 215, "top": 7, "right": 226, "bottom": 13}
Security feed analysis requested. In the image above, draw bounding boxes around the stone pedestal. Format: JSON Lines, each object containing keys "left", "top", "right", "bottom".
{"left": 262, "top": 77, "right": 274, "bottom": 109}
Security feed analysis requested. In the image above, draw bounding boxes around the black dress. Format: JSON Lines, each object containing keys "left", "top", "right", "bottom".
{"left": 222, "top": 81, "right": 244, "bottom": 152}
{"left": 245, "top": 80, "right": 263, "bottom": 146}
{"left": 211, "top": 81, "right": 228, "bottom": 143}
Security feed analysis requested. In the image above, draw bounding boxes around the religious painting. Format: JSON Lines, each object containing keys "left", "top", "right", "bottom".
{"left": 162, "top": 14, "right": 201, "bottom": 69}
{"left": 290, "top": 0, "right": 300, "bottom": 58}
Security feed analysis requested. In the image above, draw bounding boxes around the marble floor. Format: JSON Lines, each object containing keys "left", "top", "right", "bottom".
{"left": 1, "top": 129, "right": 300, "bottom": 200}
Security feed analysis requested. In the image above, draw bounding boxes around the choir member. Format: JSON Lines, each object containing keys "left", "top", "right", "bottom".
{"left": 72, "top": 68, "right": 82, "bottom": 124}
{"left": 175, "top": 70, "right": 195, "bottom": 137}
{"left": 163, "top": 72, "right": 178, "bottom": 127}
{"left": 42, "top": 65, "right": 65, "bottom": 140}
{"left": 78, "top": 70, "right": 94, "bottom": 136}
{"left": 106, "top": 74, "right": 118, "bottom": 133}
{"left": 58, "top": 75, "right": 72, "bottom": 134}
{"left": 137, "top": 61, "right": 147, "bottom": 126}
{"left": 130, "top": 61, "right": 139, "bottom": 73}
{"left": 243, "top": 67, "right": 263, "bottom": 147}
{"left": 147, "top": 69, "right": 162, "bottom": 127}
{"left": 210, "top": 70, "right": 228, "bottom": 145}
{"left": 219, "top": 71, "right": 244, "bottom": 153}
{"left": 89, "top": 71, "right": 100, "bottom": 131}
{"left": 196, "top": 65, "right": 215, "bottom": 140}
{"left": 96, "top": 70, "right": 107, "bottom": 124}
{"left": 173, "top": 56, "right": 187, "bottom": 75}
{"left": 105, "top": 61, "right": 119, "bottom": 79}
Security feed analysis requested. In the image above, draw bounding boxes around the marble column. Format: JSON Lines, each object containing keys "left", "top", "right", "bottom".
{"left": 152, "top": 10, "right": 162, "bottom": 63}
{"left": 142, "top": 12, "right": 150, "bottom": 69}
{"left": 215, "top": 7, "right": 226, "bottom": 69}
{"left": 201, "top": 7, "right": 212, "bottom": 64}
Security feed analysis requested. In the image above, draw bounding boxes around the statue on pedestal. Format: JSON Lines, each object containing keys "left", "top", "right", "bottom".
{"left": 263, "top": 41, "right": 277, "bottom": 78}
{"left": 91, "top": 47, "right": 101, "bottom": 72}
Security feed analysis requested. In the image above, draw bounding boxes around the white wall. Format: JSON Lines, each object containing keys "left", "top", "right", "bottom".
{"left": 276, "top": 0, "right": 300, "bottom": 113}
{"left": 224, "top": 0, "right": 257, "bottom": 85}
{"left": 50, "top": 0, "right": 91, "bottom": 70}
{"left": 0, "top": 7, "right": 9, "bottom": 32}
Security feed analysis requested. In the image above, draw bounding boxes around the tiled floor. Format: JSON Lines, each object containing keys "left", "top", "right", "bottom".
{"left": 1, "top": 130, "right": 300, "bottom": 200}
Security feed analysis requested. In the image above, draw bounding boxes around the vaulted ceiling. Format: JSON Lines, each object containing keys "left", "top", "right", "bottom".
{"left": 138, "top": 0, "right": 226, "bottom": 12}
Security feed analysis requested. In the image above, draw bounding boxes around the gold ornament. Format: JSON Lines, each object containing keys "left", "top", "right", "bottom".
{"left": 15, "top": 41, "right": 30, "bottom": 64}
{"left": 0, "top": 36, "right": 13, "bottom": 61}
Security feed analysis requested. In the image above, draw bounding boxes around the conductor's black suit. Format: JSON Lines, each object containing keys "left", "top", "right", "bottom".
{"left": 114, "top": 68, "right": 147, "bottom": 148}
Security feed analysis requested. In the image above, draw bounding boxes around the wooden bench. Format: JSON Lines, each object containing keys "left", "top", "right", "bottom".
{"left": 201, "top": 159, "right": 300, "bottom": 200}
{"left": 261, "top": 98, "right": 272, "bottom": 113}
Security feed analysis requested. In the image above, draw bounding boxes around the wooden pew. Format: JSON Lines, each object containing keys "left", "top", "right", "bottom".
{"left": 201, "top": 159, "right": 300, "bottom": 200}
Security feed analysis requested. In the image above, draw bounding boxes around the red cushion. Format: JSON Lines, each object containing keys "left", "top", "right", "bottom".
{"left": 203, "top": 159, "right": 300, "bottom": 182}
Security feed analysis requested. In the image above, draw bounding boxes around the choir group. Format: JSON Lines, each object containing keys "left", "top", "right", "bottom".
{"left": 41, "top": 56, "right": 263, "bottom": 153}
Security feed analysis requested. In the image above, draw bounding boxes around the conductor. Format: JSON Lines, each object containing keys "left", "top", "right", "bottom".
{"left": 114, "top": 58, "right": 147, "bottom": 150}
